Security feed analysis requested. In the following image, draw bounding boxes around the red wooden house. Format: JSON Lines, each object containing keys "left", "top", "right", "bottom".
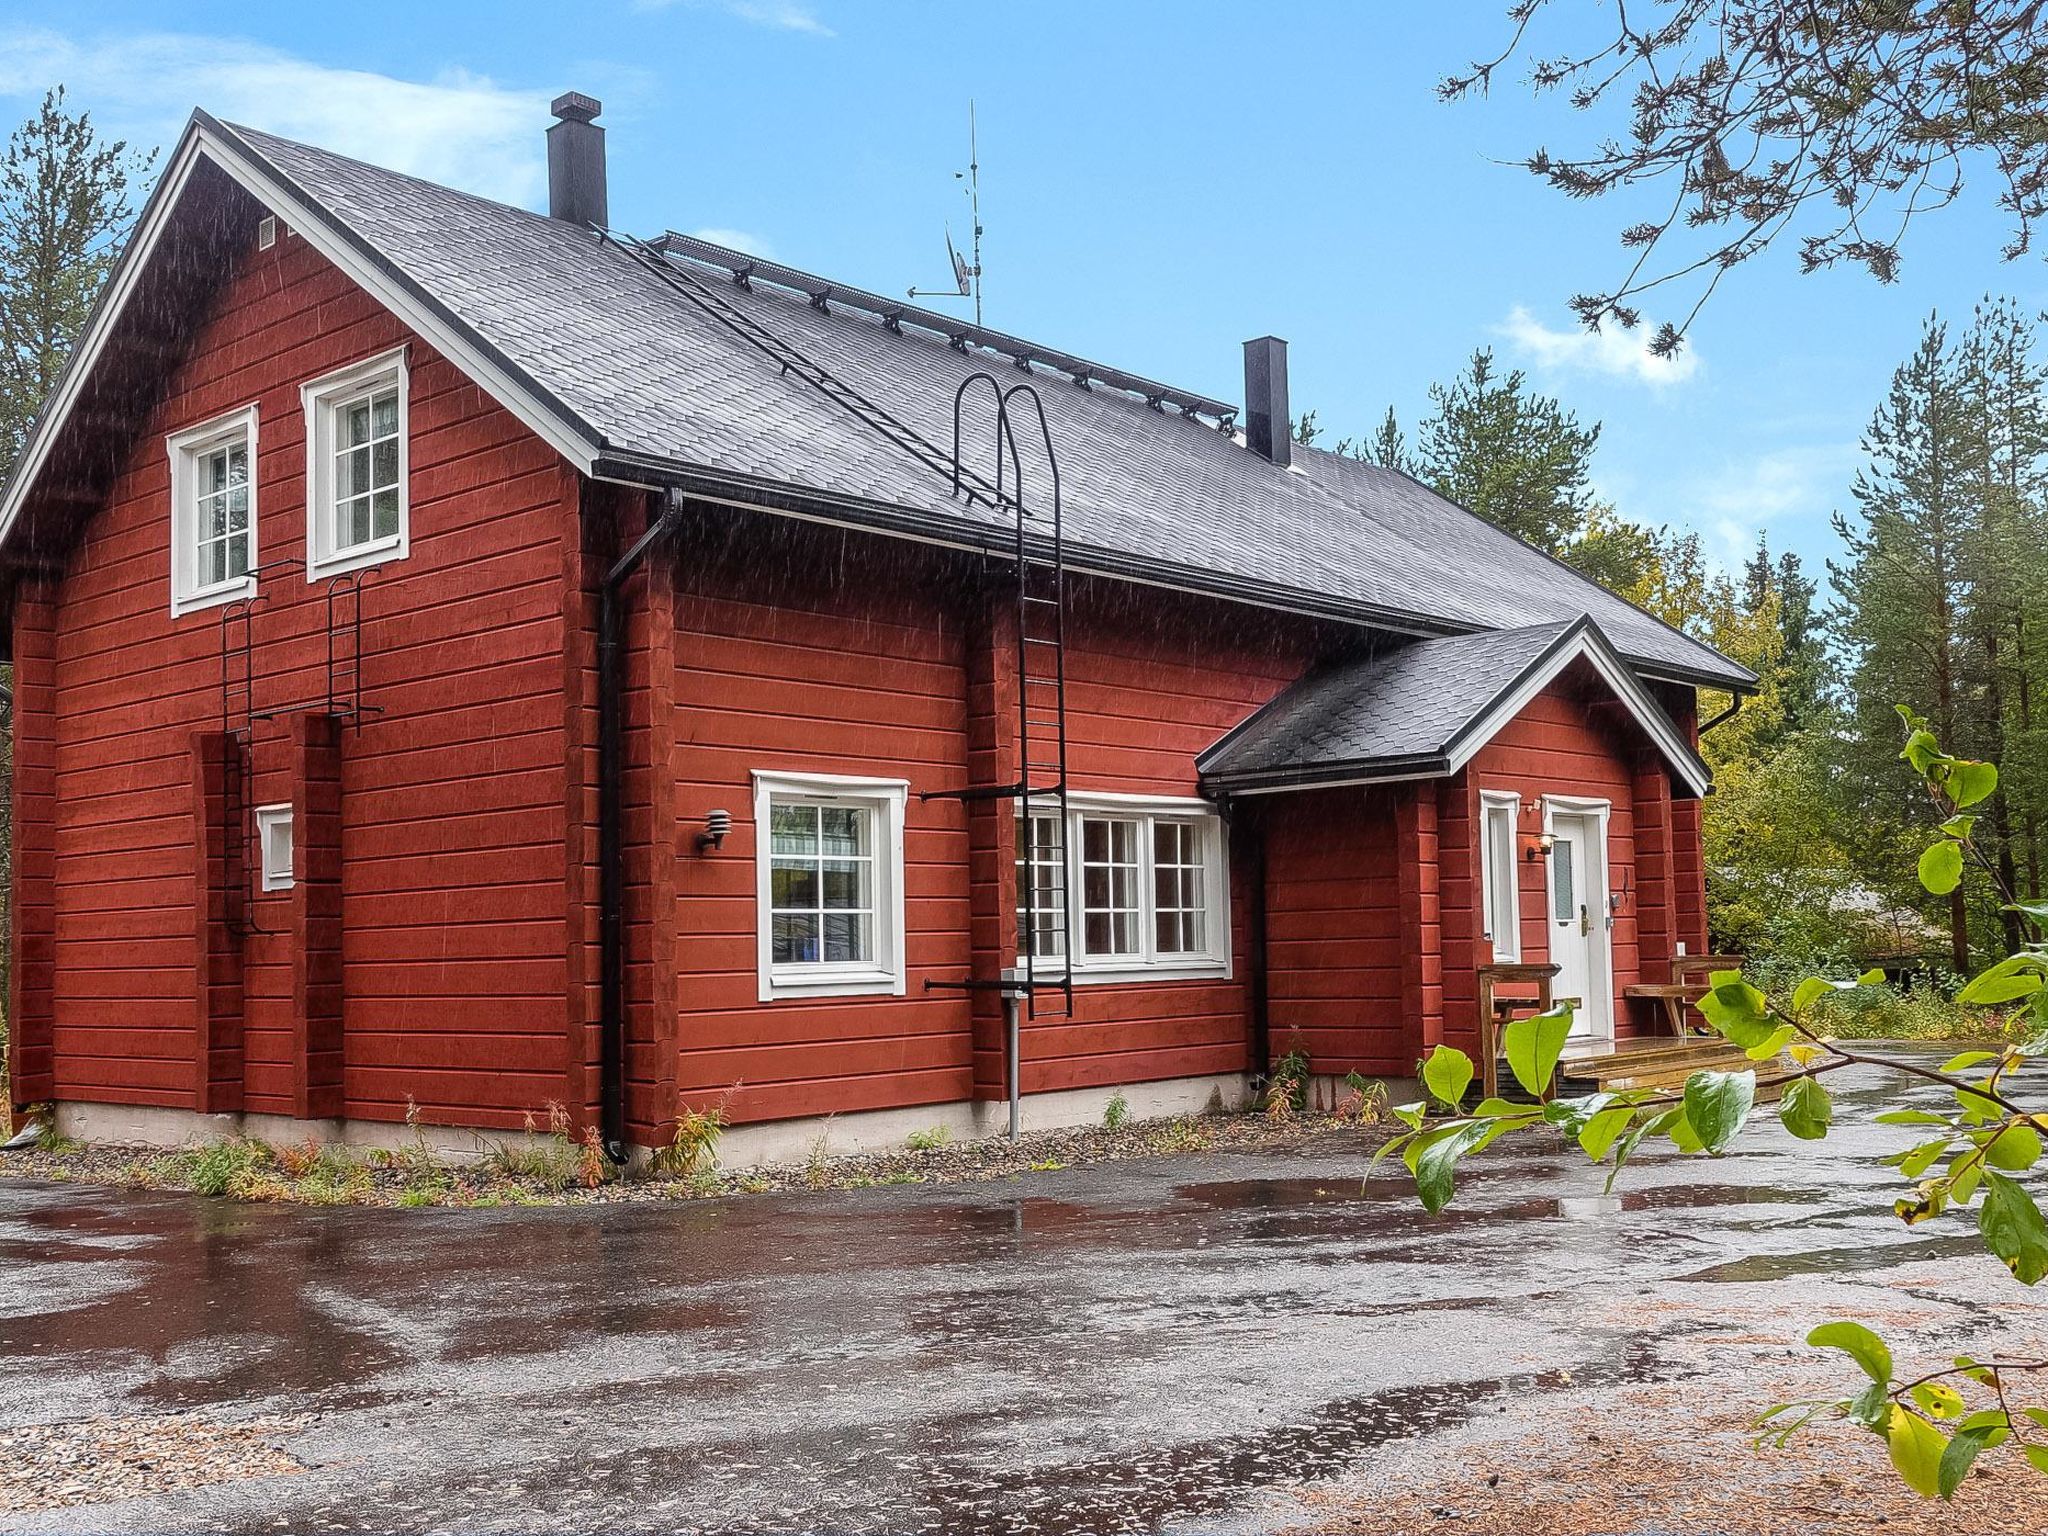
{"left": 0, "top": 98, "right": 1753, "bottom": 1163}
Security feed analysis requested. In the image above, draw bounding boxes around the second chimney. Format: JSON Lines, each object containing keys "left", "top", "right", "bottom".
{"left": 547, "top": 92, "right": 608, "bottom": 229}
{"left": 1243, "top": 336, "right": 1290, "bottom": 468}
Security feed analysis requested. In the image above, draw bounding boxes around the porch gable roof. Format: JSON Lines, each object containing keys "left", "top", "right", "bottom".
{"left": 1196, "top": 615, "right": 1712, "bottom": 797}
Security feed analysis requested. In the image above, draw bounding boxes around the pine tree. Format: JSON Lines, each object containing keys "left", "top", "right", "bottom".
{"left": 1414, "top": 348, "right": 1601, "bottom": 553}
{"left": 1832, "top": 318, "right": 1981, "bottom": 972}
{"left": 0, "top": 88, "right": 152, "bottom": 478}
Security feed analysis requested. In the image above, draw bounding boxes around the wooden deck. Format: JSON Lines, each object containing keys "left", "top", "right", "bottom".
{"left": 1558, "top": 1035, "right": 1796, "bottom": 1099}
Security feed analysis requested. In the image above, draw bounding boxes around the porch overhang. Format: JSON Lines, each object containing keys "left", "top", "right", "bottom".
{"left": 1197, "top": 615, "right": 1712, "bottom": 799}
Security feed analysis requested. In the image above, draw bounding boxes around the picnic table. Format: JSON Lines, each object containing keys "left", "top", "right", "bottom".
{"left": 1621, "top": 954, "right": 1743, "bottom": 1038}
{"left": 1476, "top": 961, "right": 1563, "bottom": 1100}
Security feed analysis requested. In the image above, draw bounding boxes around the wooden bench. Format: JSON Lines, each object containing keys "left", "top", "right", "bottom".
{"left": 1622, "top": 954, "right": 1745, "bottom": 1038}
{"left": 1476, "top": 961, "right": 1562, "bottom": 1100}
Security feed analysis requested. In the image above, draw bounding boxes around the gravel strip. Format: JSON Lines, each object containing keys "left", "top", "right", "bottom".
{"left": 0, "top": 1413, "right": 308, "bottom": 1514}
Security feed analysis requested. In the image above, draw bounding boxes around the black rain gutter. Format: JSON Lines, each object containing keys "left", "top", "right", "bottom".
{"left": 590, "top": 452, "right": 1760, "bottom": 697}
{"left": 598, "top": 485, "right": 687, "bottom": 1161}
{"left": 1700, "top": 692, "right": 1743, "bottom": 735}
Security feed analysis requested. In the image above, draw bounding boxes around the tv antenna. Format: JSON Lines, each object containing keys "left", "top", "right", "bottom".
{"left": 908, "top": 101, "right": 983, "bottom": 327}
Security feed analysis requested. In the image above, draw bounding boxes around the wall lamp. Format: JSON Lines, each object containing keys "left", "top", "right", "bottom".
{"left": 1523, "top": 830, "right": 1556, "bottom": 862}
{"left": 696, "top": 808, "right": 733, "bottom": 854}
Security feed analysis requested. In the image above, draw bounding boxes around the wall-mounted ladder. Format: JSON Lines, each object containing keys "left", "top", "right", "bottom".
{"left": 924, "top": 374, "right": 1074, "bottom": 1020}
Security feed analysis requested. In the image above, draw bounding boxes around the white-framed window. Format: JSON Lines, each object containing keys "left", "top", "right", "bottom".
{"left": 753, "top": 770, "right": 908, "bottom": 1001}
{"left": 255, "top": 804, "right": 295, "bottom": 892}
{"left": 1480, "top": 789, "right": 1521, "bottom": 961}
{"left": 1014, "top": 793, "right": 1230, "bottom": 983}
{"left": 166, "top": 405, "right": 258, "bottom": 616}
{"left": 301, "top": 347, "right": 409, "bottom": 578}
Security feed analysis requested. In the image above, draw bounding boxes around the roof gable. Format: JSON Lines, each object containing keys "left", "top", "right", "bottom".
{"left": 1197, "top": 616, "right": 1712, "bottom": 797}
{"left": 1, "top": 112, "right": 1756, "bottom": 695}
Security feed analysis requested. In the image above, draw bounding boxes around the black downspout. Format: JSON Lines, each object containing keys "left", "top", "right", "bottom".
{"left": 1223, "top": 793, "right": 1271, "bottom": 1088}
{"left": 1699, "top": 691, "right": 1743, "bottom": 735}
{"left": 599, "top": 486, "right": 686, "bottom": 1162}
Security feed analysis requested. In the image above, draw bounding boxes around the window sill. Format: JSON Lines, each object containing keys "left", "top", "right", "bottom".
{"left": 309, "top": 534, "right": 406, "bottom": 581}
{"left": 172, "top": 576, "right": 256, "bottom": 618}
{"left": 763, "top": 967, "right": 906, "bottom": 1001}
{"left": 1012, "top": 959, "right": 1232, "bottom": 987}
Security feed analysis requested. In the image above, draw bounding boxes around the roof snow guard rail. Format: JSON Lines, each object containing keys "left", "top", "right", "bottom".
{"left": 654, "top": 232, "right": 1241, "bottom": 428}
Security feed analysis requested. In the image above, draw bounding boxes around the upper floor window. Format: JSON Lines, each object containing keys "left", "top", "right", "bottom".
{"left": 167, "top": 405, "right": 259, "bottom": 616}
{"left": 302, "top": 348, "right": 409, "bottom": 578}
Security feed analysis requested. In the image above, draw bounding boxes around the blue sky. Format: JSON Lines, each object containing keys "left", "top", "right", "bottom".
{"left": 5, "top": 2, "right": 2040, "bottom": 576}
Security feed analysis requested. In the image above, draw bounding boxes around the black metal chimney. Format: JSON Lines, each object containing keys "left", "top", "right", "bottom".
{"left": 1243, "top": 336, "right": 1290, "bottom": 468}
{"left": 547, "top": 92, "right": 608, "bottom": 229}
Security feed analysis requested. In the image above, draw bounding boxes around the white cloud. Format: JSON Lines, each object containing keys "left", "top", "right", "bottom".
{"left": 1672, "top": 443, "right": 1861, "bottom": 564}
{"left": 0, "top": 28, "right": 551, "bottom": 206}
{"left": 633, "top": 0, "right": 835, "bottom": 35}
{"left": 1497, "top": 304, "right": 1700, "bottom": 388}
{"left": 690, "top": 227, "right": 776, "bottom": 259}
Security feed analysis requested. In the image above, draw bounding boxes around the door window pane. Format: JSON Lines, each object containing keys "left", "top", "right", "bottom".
{"left": 1552, "top": 836, "right": 1575, "bottom": 923}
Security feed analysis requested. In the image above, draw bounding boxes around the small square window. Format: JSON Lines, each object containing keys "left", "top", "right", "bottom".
{"left": 302, "top": 348, "right": 409, "bottom": 578}
{"left": 256, "top": 804, "right": 295, "bottom": 892}
{"left": 257, "top": 215, "right": 277, "bottom": 249}
{"left": 166, "top": 406, "right": 259, "bottom": 617}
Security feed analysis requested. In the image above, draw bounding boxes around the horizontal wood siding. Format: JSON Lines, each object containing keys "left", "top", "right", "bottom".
{"left": 1260, "top": 788, "right": 1410, "bottom": 1074}
{"left": 40, "top": 225, "right": 572, "bottom": 1130}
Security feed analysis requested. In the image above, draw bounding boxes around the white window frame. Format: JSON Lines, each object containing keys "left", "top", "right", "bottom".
{"left": 1479, "top": 789, "right": 1522, "bottom": 962}
{"left": 753, "top": 770, "right": 909, "bottom": 1001}
{"left": 301, "top": 346, "right": 410, "bottom": 579}
{"left": 255, "top": 804, "right": 295, "bottom": 892}
{"left": 1016, "top": 791, "right": 1232, "bottom": 986}
{"left": 166, "top": 404, "right": 259, "bottom": 617}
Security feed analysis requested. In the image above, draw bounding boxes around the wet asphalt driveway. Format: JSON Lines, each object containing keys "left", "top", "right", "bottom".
{"left": 0, "top": 1057, "right": 2035, "bottom": 1534}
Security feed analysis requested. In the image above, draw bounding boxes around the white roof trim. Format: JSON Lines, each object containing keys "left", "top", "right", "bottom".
{"left": 1441, "top": 620, "right": 1710, "bottom": 797}
{"left": 0, "top": 114, "right": 598, "bottom": 552}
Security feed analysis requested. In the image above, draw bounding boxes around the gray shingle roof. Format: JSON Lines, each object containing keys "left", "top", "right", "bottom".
{"left": 1197, "top": 616, "right": 1711, "bottom": 793}
{"left": 221, "top": 118, "right": 1753, "bottom": 691}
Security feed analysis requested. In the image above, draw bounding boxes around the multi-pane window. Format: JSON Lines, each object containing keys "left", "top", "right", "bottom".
{"left": 1152, "top": 820, "right": 1206, "bottom": 955}
{"left": 768, "top": 799, "right": 876, "bottom": 966}
{"left": 1080, "top": 816, "right": 1142, "bottom": 957}
{"left": 256, "top": 805, "right": 295, "bottom": 893}
{"left": 1480, "top": 792, "right": 1521, "bottom": 961}
{"left": 1014, "top": 811, "right": 1066, "bottom": 960}
{"left": 332, "top": 387, "right": 402, "bottom": 550}
{"left": 167, "top": 406, "right": 259, "bottom": 616}
{"left": 302, "top": 349, "right": 409, "bottom": 576}
{"left": 1013, "top": 799, "right": 1228, "bottom": 978}
{"left": 194, "top": 440, "right": 252, "bottom": 588}
{"left": 753, "top": 771, "right": 907, "bottom": 999}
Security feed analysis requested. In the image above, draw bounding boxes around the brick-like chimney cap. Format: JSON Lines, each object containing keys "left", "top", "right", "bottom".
{"left": 551, "top": 92, "right": 602, "bottom": 124}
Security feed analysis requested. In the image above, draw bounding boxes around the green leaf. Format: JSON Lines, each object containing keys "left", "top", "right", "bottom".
{"left": 1420, "top": 1046, "right": 1474, "bottom": 1112}
{"left": 1958, "top": 956, "right": 2045, "bottom": 1007}
{"left": 1411, "top": 1119, "right": 1516, "bottom": 1214}
{"left": 1876, "top": 1110, "right": 1952, "bottom": 1126}
{"left": 1779, "top": 1077, "right": 1832, "bottom": 1141}
{"left": 1578, "top": 1105, "right": 1636, "bottom": 1162}
{"left": 1683, "top": 1069, "right": 1755, "bottom": 1153}
{"left": 1848, "top": 1378, "right": 1892, "bottom": 1432}
{"left": 1902, "top": 728, "right": 1944, "bottom": 773}
{"left": 2026, "top": 1444, "right": 2048, "bottom": 1476}
{"left": 1809, "top": 1320, "right": 1893, "bottom": 1382}
{"left": 1697, "top": 977, "right": 1775, "bottom": 1049}
{"left": 1948, "top": 759, "right": 1999, "bottom": 808}
{"left": 1986, "top": 1123, "right": 2044, "bottom": 1172}
{"left": 2024, "top": 1406, "right": 2048, "bottom": 1430}
{"left": 1504, "top": 1006, "right": 1573, "bottom": 1098}
{"left": 1887, "top": 1406, "right": 1949, "bottom": 1498}
{"left": 1911, "top": 1382, "right": 1967, "bottom": 1420}
{"left": 1941, "top": 814, "right": 1979, "bottom": 840}
{"left": 1791, "top": 976, "right": 1830, "bottom": 1015}
{"left": 1920, "top": 840, "right": 1965, "bottom": 896}
{"left": 1858, "top": 967, "right": 1888, "bottom": 986}
{"left": 1746, "top": 1025, "right": 1798, "bottom": 1062}
{"left": 1390, "top": 1102, "right": 1425, "bottom": 1132}
{"left": 1979, "top": 1170, "right": 2048, "bottom": 1284}
{"left": 2007, "top": 900, "right": 2048, "bottom": 927}
{"left": 1897, "top": 1138, "right": 1953, "bottom": 1179}
{"left": 1938, "top": 1425, "right": 1994, "bottom": 1498}
{"left": 1540, "top": 1092, "right": 1612, "bottom": 1135}
{"left": 1941, "top": 1049, "right": 2005, "bottom": 1073}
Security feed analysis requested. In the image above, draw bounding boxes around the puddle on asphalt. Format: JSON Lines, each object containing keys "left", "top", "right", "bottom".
{"left": 1676, "top": 1231, "right": 1983, "bottom": 1283}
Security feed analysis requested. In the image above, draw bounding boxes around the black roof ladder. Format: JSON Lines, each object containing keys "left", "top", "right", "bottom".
{"left": 923, "top": 374, "right": 1074, "bottom": 1022}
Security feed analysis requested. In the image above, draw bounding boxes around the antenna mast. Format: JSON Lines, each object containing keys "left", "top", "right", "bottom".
{"left": 908, "top": 100, "right": 984, "bottom": 325}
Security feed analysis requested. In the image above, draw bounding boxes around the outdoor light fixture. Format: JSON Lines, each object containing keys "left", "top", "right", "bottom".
{"left": 696, "top": 808, "right": 732, "bottom": 854}
{"left": 1524, "top": 830, "right": 1556, "bottom": 862}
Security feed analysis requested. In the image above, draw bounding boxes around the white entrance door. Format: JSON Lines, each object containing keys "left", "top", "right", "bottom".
{"left": 1545, "top": 805, "right": 1613, "bottom": 1041}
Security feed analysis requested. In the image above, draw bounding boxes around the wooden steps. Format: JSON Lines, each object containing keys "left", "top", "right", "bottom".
{"left": 1556, "top": 1036, "right": 1798, "bottom": 1102}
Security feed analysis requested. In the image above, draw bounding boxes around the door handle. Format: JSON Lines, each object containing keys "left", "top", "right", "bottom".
{"left": 1579, "top": 904, "right": 1591, "bottom": 937}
